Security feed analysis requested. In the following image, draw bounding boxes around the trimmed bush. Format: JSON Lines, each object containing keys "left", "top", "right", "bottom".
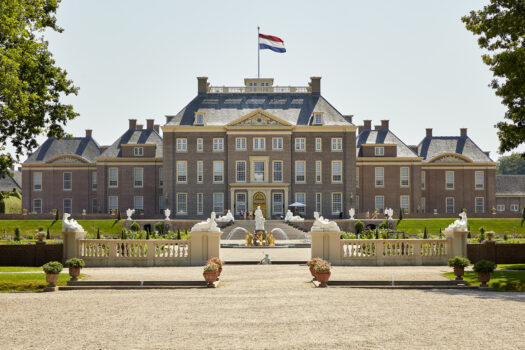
{"left": 65, "top": 258, "right": 85, "bottom": 268}
{"left": 473, "top": 260, "right": 496, "bottom": 273}
{"left": 42, "top": 261, "right": 63, "bottom": 274}
{"left": 354, "top": 221, "right": 364, "bottom": 234}
{"left": 14, "top": 227, "right": 20, "bottom": 241}
{"left": 130, "top": 221, "right": 140, "bottom": 232}
{"left": 155, "top": 222, "right": 164, "bottom": 234}
{"left": 448, "top": 256, "right": 470, "bottom": 268}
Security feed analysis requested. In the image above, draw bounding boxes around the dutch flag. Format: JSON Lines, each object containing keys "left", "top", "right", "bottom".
{"left": 259, "top": 33, "right": 286, "bottom": 53}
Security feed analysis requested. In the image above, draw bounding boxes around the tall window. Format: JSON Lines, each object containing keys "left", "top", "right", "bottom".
{"left": 63, "top": 172, "right": 72, "bottom": 190}
{"left": 109, "top": 168, "right": 118, "bottom": 187}
{"left": 400, "top": 195, "right": 410, "bottom": 213}
{"left": 356, "top": 167, "right": 359, "bottom": 187}
{"left": 315, "top": 138, "right": 322, "bottom": 152}
{"left": 315, "top": 161, "right": 322, "bottom": 183}
{"left": 236, "top": 193, "right": 247, "bottom": 214}
{"left": 196, "top": 138, "right": 203, "bottom": 152}
{"left": 134, "top": 196, "right": 144, "bottom": 212}
{"left": 213, "top": 138, "right": 224, "bottom": 152}
{"left": 446, "top": 197, "right": 454, "bottom": 213}
{"left": 134, "top": 168, "right": 143, "bottom": 187}
{"left": 295, "top": 193, "right": 305, "bottom": 215}
{"left": 400, "top": 167, "right": 409, "bottom": 187}
{"left": 176, "top": 161, "right": 187, "bottom": 183}
{"left": 295, "top": 161, "right": 305, "bottom": 183}
{"left": 92, "top": 199, "right": 97, "bottom": 213}
{"left": 446, "top": 171, "right": 454, "bottom": 190}
{"left": 108, "top": 196, "right": 118, "bottom": 212}
{"left": 92, "top": 172, "right": 97, "bottom": 191}
{"left": 213, "top": 161, "right": 224, "bottom": 183}
{"left": 475, "top": 197, "right": 484, "bottom": 213}
{"left": 195, "top": 113, "right": 204, "bottom": 125}
{"left": 197, "top": 193, "right": 203, "bottom": 215}
{"left": 213, "top": 193, "right": 224, "bottom": 214}
{"left": 273, "top": 161, "right": 283, "bottom": 182}
{"left": 272, "top": 137, "right": 283, "bottom": 150}
{"left": 159, "top": 167, "right": 163, "bottom": 187}
{"left": 197, "top": 161, "right": 203, "bottom": 183}
{"left": 176, "top": 138, "right": 187, "bottom": 152}
{"left": 332, "top": 193, "right": 342, "bottom": 215}
{"left": 273, "top": 193, "right": 283, "bottom": 215}
{"left": 236, "top": 161, "right": 246, "bottom": 182}
{"left": 375, "top": 196, "right": 384, "bottom": 211}
{"left": 63, "top": 199, "right": 72, "bottom": 214}
{"left": 295, "top": 138, "right": 306, "bottom": 151}
{"left": 253, "top": 137, "right": 265, "bottom": 150}
{"left": 33, "top": 199, "right": 42, "bottom": 214}
{"left": 475, "top": 171, "right": 484, "bottom": 190}
{"left": 375, "top": 167, "right": 384, "bottom": 187}
{"left": 421, "top": 171, "right": 425, "bottom": 190}
{"left": 254, "top": 161, "right": 265, "bottom": 182}
{"left": 375, "top": 147, "right": 384, "bottom": 156}
{"left": 420, "top": 197, "right": 425, "bottom": 213}
{"left": 159, "top": 196, "right": 164, "bottom": 214}
{"left": 134, "top": 147, "right": 143, "bottom": 156}
{"left": 355, "top": 195, "right": 359, "bottom": 213}
{"left": 33, "top": 172, "right": 42, "bottom": 191}
{"left": 313, "top": 113, "right": 323, "bottom": 125}
{"left": 236, "top": 137, "right": 247, "bottom": 151}
{"left": 332, "top": 161, "right": 342, "bottom": 183}
{"left": 176, "top": 193, "right": 187, "bottom": 215}
{"left": 315, "top": 193, "right": 322, "bottom": 214}
{"left": 331, "top": 137, "right": 342, "bottom": 151}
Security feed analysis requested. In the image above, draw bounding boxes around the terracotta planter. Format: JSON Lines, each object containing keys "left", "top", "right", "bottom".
{"left": 487, "top": 233, "right": 493, "bottom": 241}
{"left": 203, "top": 271, "right": 218, "bottom": 288}
{"left": 309, "top": 265, "right": 317, "bottom": 281}
{"left": 69, "top": 267, "right": 81, "bottom": 281}
{"left": 453, "top": 266, "right": 465, "bottom": 281}
{"left": 45, "top": 273, "right": 59, "bottom": 287}
{"left": 37, "top": 235, "right": 44, "bottom": 242}
{"left": 316, "top": 270, "right": 331, "bottom": 288}
{"left": 216, "top": 266, "right": 223, "bottom": 281}
{"left": 477, "top": 272, "right": 491, "bottom": 287}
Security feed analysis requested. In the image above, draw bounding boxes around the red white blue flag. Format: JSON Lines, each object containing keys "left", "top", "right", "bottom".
{"left": 259, "top": 33, "right": 286, "bottom": 53}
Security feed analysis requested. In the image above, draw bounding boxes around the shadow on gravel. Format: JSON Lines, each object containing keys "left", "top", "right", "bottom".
{"left": 422, "top": 288, "right": 525, "bottom": 302}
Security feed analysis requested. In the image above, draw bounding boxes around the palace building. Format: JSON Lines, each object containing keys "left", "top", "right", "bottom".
{"left": 22, "top": 76, "right": 501, "bottom": 219}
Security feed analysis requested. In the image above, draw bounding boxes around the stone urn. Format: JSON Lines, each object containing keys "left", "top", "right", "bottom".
{"left": 203, "top": 271, "right": 218, "bottom": 288}
{"left": 453, "top": 267, "right": 465, "bottom": 281}
{"left": 309, "top": 266, "right": 317, "bottom": 281}
{"left": 316, "top": 271, "right": 331, "bottom": 288}
{"left": 45, "top": 273, "right": 59, "bottom": 287}
{"left": 69, "top": 267, "right": 81, "bottom": 281}
{"left": 477, "top": 272, "right": 491, "bottom": 287}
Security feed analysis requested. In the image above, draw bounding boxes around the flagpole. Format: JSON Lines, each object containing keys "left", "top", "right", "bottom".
{"left": 257, "top": 26, "right": 260, "bottom": 79}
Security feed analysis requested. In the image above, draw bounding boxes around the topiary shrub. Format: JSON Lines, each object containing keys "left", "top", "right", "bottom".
{"left": 46, "top": 227, "right": 51, "bottom": 239}
{"left": 354, "top": 220, "right": 364, "bottom": 234}
{"left": 423, "top": 226, "right": 428, "bottom": 239}
{"left": 478, "top": 227, "right": 486, "bottom": 243}
{"left": 397, "top": 208, "right": 403, "bottom": 225}
{"left": 473, "top": 260, "right": 496, "bottom": 273}
{"left": 448, "top": 256, "right": 470, "bottom": 268}
{"left": 130, "top": 221, "right": 140, "bottom": 232}
{"left": 96, "top": 227, "right": 100, "bottom": 239}
{"left": 177, "top": 229, "right": 181, "bottom": 240}
{"left": 64, "top": 258, "right": 85, "bottom": 268}
{"left": 55, "top": 209, "right": 60, "bottom": 222}
{"left": 117, "top": 209, "right": 122, "bottom": 221}
{"left": 42, "top": 261, "right": 63, "bottom": 274}
{"left": 155, "top": 222, "right": 164, "bottom": 235}
{"left": 14, "top": 227, "right": 20, "bottom": 241}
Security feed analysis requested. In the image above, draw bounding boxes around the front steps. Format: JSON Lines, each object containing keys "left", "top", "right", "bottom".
{"left": 60, "top": 280, "right": 217, "bottom": 290}
{"left": 311, "top": 279, "right": 482, "bottom": 289}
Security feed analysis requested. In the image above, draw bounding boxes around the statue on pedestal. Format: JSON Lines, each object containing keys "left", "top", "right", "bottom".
{"left": 311, "top": 212, "right": 340, "bottom": 232}
{"left": 444, "top": 211, "right": 468, "bottom": 232}
{"left": 191, "top": 212, "right": 220, "bottom": 232}
{"left": 386, "top": 208, "right": 394, "bottom": 221}
{"left": 254, "top": 206, "right": 265, "bottom": 232}
{"left": 285, "top": 210, "right": 304, "bottom": 223}
{"left": 216, "top": 210, "right": 235, "bottom": 223}
{"left": 126, "top": 208, "right": 134, "bottom": 221}
{"left": 62, "top": 213, "right": 84, "bottom": 233}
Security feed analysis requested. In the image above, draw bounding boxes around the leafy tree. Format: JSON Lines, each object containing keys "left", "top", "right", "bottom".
{"left": 0, "top": 0, "right": 79, "bottom": 177}
{"left": 462, "top": 1, "right": 525, "bottom": 156}
{"left": 497, "top": 153, "right": 525, "bottom": 174}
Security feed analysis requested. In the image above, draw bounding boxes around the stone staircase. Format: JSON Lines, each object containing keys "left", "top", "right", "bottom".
{"left": 221, "top": 220, "right": 308, "bottom": 240}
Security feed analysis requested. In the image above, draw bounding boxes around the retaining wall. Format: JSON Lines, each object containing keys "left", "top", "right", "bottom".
{"left": 467, "top": 241, "right": 525, "bottom": 264}
{"left": 0, "top": 242, "right": 63, "bottom": 266}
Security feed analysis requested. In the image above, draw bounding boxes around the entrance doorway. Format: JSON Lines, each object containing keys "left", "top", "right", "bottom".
{"left": 253, "top": 192, "right": 267, "bottom": 218}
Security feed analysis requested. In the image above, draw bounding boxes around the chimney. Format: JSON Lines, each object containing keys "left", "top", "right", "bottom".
{"left": 344, "top": 115, "right": 353, "bottom": 124}
{"left": 381, "top": 120, "right": 389, "bottom": 130}
{"left": 363, "top": 120, "right": 372, "bottom": 130}
{"left": 426, "top": 128, "right": 433, "bottom": 137}
{"left": 129, "top": 119, "right": 137, "bottom": 129}
{"left": 197, "top": 77, "right": 208, "bottom": 94}
{"left": 146, "top": 119, "right": 154, "bottom": 129}
{"left": 85, "top": 129, "right": 92, "bottom": 138}
{"left": 136, "top": 124, "right": 143, "bottom": 130}
{"left": 460, "top": 128, "right": 467, "bottom": 137}
{"left": 153, "top": 124, "right": 160, "bottom": 133}
{"left": 309, "top": 77, "right": 321, "bottom": 94}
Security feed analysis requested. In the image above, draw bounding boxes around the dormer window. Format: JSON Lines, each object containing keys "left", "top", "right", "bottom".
{"left": 194, "top": 113, "right": 205, "bottom": 125}
{"left": 313, "top": 113, "right": 323, "bottom": 125}
{"left": 134, "top": 147, "right": 144, "bottom": 157}
{"left": 375, "top": 147, "right": 384, "bottom": 156}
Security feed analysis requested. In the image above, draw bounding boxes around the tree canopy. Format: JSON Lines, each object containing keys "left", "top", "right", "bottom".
{"left": 462, "top": 0, "right": 525, "bottom": 157}
{"left": 497, "top": 153, "right": 525, "bottom": 174}
{"left": 0, "top": 0, "right": 78, "bottom": 177}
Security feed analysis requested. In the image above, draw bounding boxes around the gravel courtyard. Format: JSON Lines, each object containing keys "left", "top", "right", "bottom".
{"left": 1, "top": 265, "right": 524, "bottom": 350}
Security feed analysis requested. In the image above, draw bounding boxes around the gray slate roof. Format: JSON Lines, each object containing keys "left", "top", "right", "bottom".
{"left": 0, "top": 171, "right": 21, "bottom": 192}
{"left": 418, "top": 136, "right": 493, "bottom": 162}
{"left": 496, "top": 175, "right": 525, "bottom": 196}
{"left": 100, "top": 128, "right": 163, "bottom": 158}
{"left": 24, "top": 137, "right": 101, "bottom": 163}
{"left": 357, "top": 129, "right": 419, "bottom": 158}
{"left": 165, "top": 93, "right": 353, "bottom": 126}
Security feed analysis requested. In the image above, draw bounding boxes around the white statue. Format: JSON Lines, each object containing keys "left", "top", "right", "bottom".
{"left": 216, "top": 210, "right": 235, "bottom": 223}
{"left": 444, "top": 211, "right": 468, "bottom": 232}
{"left": 255, "top": 206, "right": 265, "bottom": 231}
{"left": 126, "top": 208, "right": 134, "bottom": 221}
{"left": 311, "top": 212, "right": 340, "bottom": 232}
{"left": 164, "top": 208, "right": 171, "bottom": 221}
{"left": 62, "top": 213, "right": 84, "bottom": 233}
{"left": 285, "top": 210, "right": 304, "bottom": 223}
{"left": 191, "top": 212, "right": 220, "bottom": 232}
{"left": 387, "top": 208, "right": 394, "bottom": 221}
{"left": 348, "top": 208, "right": 355, "bottom": 220}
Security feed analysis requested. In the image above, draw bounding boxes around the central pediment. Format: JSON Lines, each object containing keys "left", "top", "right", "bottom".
{"left": 226, "top": 109, "right": 292, "bottom": 128}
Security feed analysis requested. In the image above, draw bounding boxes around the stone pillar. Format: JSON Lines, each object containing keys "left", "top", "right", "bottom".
{"left": 62, "top": 231, "right": 86, "bottom": 262}
{"left": 190, "top": 231, "right": 222, "bottom": 266}
{"left": 445, "top": 230, "right": 468, "bottom": 258}
{"left": 309, "top": 231, "right": 342, "bottom": 265}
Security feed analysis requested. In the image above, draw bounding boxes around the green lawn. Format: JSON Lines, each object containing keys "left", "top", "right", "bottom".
{"left": 396, "top": 218, "right": 525, "bottom": 235}
{"left": 443, "top": 270, "right": 525, "bottom": 291}
{"left": 498, "top": 264, "right": 525, "bottom": 271}
{"left": 0, "top": 272, "right": 86, "bottom": 292}
{"left": 0, "top": 266, "right": 41, "bottom": 272}
{"left": 0, "top": 219, "right": 125, "bottom": 237}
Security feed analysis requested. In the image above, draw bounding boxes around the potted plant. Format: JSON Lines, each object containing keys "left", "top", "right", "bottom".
{"left": 207, "top": 257, "right": 224, "bottom": 280}
{"left": 42, "top": 261, "right": 63, "bottom": 288}
{"left": 306, "top": 257, "right": 323, "bottom": 281}
{"left": 447, "top": 256, "right": 470, "bottom": 280}
{"left": 473, "top": 260, "right": 496, "bottom": 287}
{"left": 486, "top": 231, "right": 495, "bottom": 241}
{"left": 64, "top": 258, "right": 85, "bottom": 281}
{"left": 314, "top": 260, "right": 332, "bottom": 288}
{"left": 36, "top": 231, "right": 46, "bottom": 242}
{"left": 203, "top": 263, "right": 219, "bottom": 288}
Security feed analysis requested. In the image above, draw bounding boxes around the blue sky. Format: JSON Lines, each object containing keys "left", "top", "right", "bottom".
{"left": 32, "top": 0, "right": 522, "bottom": 159}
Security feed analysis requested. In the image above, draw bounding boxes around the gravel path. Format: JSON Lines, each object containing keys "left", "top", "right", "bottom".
{"left": 1, "top": 265, "right": 524, "bottom": 349}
